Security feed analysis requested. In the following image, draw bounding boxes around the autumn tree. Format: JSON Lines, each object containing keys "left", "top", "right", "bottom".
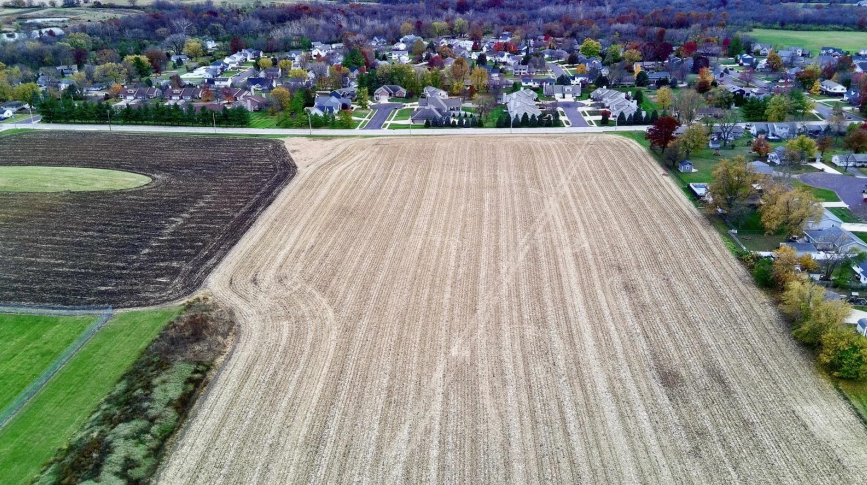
{"left": 780, "top": 279, "right": 827, "bottom": 323}
{"left": 645, "top": 116, "right": 680, "bottom": 155}
{"left": 277, "top": 59, "right": 292, "bottom": 72}
{"left": 845, "top": 127, "right": 867, "bottom": 153}
{"left": 678, "top": 123, "right": 709, "bottom": 157}
{"left": 785, "top": 135, "right": 817, "bottom": 163}
{"left": 760, "top": 183, "right": 823, "bottom": 236}
{"left": 765, "top": 94, "right": 790, "bottom": 122}
{"left": 816, "top": 135, "right": 834, "bottom": 161}
{"left": 183, "top": 38, "right": 203, "bottom": 59}
{"left": 708, "top": 155, "right": 762, "bottom": 224}
{"left": 752, "top": 135, "right": 771, "bottom": 158}
{"left": 810, "top": 79, "right": 821, "bottom": 96}
{"left": 579, "top": 38, "right": 601, "bottom": 58}
{"left": 270, "top": 87, "right": 290, "bottom": 111}
{"left": 818, "top": 328, "right": 867, "bottom": 380}
{"left": 469, "top": 67, "right": 488, "bottom": 93}
{"left": 108, "top": 82, "right": 123, "bottom": 98}
{"left": 95, "top": 62, "right": 128, "bottom": 84}
{"left": 656, "top": 86, "right": 673, "bottom": 113}
{"left": 450, "top": 57, "right": 469, "bottom": 83}
{"left": 766, "top": 49, "right": 783, "bottom": 72}
{"left": 259, "top": 58, "right": 273, "bottom": 70}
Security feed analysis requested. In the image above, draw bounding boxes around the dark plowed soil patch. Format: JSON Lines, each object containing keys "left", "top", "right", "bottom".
{"left": 0, "top": 131, "right": 295, "bottom": 307}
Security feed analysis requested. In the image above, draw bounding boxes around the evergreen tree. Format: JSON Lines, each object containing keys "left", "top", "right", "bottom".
{"left": 650, "top": 110, "right": 659, "bottom": 123}
{"left": 617, "top": 112, "right": 626, "bottom": 125}
{"left": 425, "top": 118, "right": 431, "bottom": 128}
{"left": 521, "top": 112, "right": 530, "bottom": 126}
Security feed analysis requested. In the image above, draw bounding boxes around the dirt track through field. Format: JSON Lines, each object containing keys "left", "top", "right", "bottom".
{"left": 160, "top": 135, "right": 867, "bottom": 483}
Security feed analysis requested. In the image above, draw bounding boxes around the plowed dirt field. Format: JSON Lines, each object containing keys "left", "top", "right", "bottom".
{"left": 160, "top": 135, "right": 867, "bottom": 484}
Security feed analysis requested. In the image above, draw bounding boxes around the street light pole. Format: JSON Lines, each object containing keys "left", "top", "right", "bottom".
{"left": 107, "top": 108, "right": 112, "bottom": 132}
{"left": 212, "top": 112, "right": 216, "bottom": 133}
{"left": 307, "top": 110, "right": 312, "bottom": 135}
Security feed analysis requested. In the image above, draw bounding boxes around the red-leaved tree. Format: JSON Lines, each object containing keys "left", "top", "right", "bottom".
{"left": 646, "top": 116, "right": 681, "bottom": 155}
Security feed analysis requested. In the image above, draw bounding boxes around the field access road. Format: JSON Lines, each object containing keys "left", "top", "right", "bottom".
{"left": 558, "top": 101, "right": 589, "bottom": 127}
{"left": 364, "top": 103, "right": 402, "bottom": 130}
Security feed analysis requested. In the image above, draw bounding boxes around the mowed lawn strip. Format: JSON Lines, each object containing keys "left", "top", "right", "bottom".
{"left": 0, "top": 307, "right": 180, "bottom": 485}
{"left": 0, "top": 166, "right": 152, "bottom": 192}
{"left": 0, "top": 314, "right": 95, "bottom": 410}
{"left": 750, "top": 28, "right": 867, "bottom": 55}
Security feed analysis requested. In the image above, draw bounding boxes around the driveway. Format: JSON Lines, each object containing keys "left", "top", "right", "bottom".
{"left": 364, "top": 103, "right": 402, "bottom": 130}
{"left": 814, "top": 103, "right": 862, "bottom": 122}
{"left": 546, "top": 62, "right": 567, "bottom": 79}
{"left": 557, "top": 101, "right": 588, "bottom": 127}
{"left": 801, "top": 172, "right": 867, "bottom": 218}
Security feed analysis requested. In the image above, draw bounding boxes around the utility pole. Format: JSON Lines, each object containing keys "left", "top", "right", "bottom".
{"left": 307, "top": 110, "right": 312, "bottom": 135}
{"left": 212, "top": 111, "right": 216, "bottom": 133}
{"left": 107, "top": 108, "right": 112, "bottom": 132}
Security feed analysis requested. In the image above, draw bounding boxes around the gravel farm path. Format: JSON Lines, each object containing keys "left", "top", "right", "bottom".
{"left": 159, "top": 135, "right": 867, "bottom": 484}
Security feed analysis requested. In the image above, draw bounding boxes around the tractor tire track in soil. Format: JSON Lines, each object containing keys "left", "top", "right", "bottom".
{"left": 160, "top": 135, "right": 867, "bottom": 484}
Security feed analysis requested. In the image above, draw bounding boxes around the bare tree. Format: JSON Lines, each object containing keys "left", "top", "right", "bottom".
{"left": 673, "top": 89, "right": 702, "bottom": 124}
{"left": 163, "top": 34, "right": 189, "bottom": 55}
{"left": 171, "top": 18, "right": 194, "bottom": 36}
{"left": 716, "top": 109, "right": 740, "bottom": 148}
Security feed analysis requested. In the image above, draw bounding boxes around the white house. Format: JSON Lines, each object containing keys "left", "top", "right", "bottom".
{"left": 858, "top": 319, "right": 867, "bottom": 337}
{"left": 832, "top": 153, "right": 867, "bottom": 167}
{"left": 820, "top": 80, "right": 846, "bottom": 95}
{"left": 0, "top": 108, "right": 14, "bottom": 120}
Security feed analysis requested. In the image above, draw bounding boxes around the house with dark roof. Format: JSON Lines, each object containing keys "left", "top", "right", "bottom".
{"left": 373, "top": 85, "right": 407, "bottom": 102}
{"left": 310, "top": 93, "right": 351, "bottom": 116}
{"left": 411, "top": 95, "right": 462, "bottom": 124}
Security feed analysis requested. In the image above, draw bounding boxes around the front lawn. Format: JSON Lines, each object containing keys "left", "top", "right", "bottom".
{"left": 249, "top": 111, "right": 278, "bottom": 128}
{"left": 829, "top": 207, "right": 864, "bottom": 223}
{"left": 392, "top": 108, "right": 413, "bottom": 121}
{"left": 792, "top": 181, "right": 841, "bottom": 202}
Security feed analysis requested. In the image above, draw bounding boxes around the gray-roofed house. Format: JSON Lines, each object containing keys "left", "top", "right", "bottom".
{"left": 501, "top": 88, "right": 541, "bottom": 120}
{"left": 411, "top": 94, "right": 463, "bottom": 124}
{"left": 373, "top": 85, "right": 407, "bottom": 102}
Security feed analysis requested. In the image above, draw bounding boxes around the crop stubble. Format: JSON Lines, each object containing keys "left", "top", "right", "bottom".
{"left": 161, "top": 136, "right": 867, "bottom": 483}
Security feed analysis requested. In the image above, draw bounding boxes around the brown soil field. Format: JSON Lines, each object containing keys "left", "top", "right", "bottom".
{"left": 0, "top": 131, "right": 295, "bottom": 307}
{"left": 160, "top": 135, "right": 867, "bottom": 483}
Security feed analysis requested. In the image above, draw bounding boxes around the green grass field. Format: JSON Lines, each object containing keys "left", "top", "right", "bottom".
{"left": 750, "top": 28, "right": 867, "bottom": 54}
{"left": 0, "top": 166, "right": 151, "bottom": 193}
{"left": 249, "top": 111, "right": 279, "bottom": 129}
{"left": 392, "top": 108, "right": 414, "bottom": 121}
{"left": 0, "top": 308, "right": 180, "bottom": 485}
{"left": 0, "top": 314, "right": 95, "bottom": 411}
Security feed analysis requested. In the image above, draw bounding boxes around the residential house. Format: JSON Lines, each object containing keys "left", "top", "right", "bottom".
{"left": 423, "top": 86, "right": 449, "bottom": 99}
{"left": 845, "top": 88, "right": 861, "bottom": 104}
{"left": 754, "top": 43, "right": 772, "bottom": 56}
{"left": 821, "top": 46, "right": 845, "bottom": 57}
{"left": 1, "top": 101, "right": 27, "bottom": 113}
{"left": 521, "top": 77, "right": 540, "bottom": 88}
{"left": 170, "top": 54, "right": 189, "bottom": 64}
{"left": 501, "top": 88, "right": 542, "bottom": 120}
{"left": 0, "top": 108, "right": 13, "bottom": 120}
{"left": 332, "top": 88, "right": 357, "bottom": 101}
{"left": 261, "top": 67, "right": 282, "bottom": 80}
{"left": 857, "top": 319, "right": 867, "bottom": 337}
{"left": 246, "top": 77, "right": 276, "bottom": 91}
{"left": 374, "top": 85, "right": 407, "bottom": 102}
{"left": 55, "top": 65, "right": 77, "bottom": 77}
{"left": 821, "top": 79, "right": 846, "bottom": 95}
{"left": 310, "top": 93, "right": 351, "bottom": 116}
{"left": 543, "top": 83, "right": 580, "bottom": 100}
{"left": 831, "top": 153, "right": 867, "bottom": 167}
{"left": 590, "top": 88, "right": 638, "bottom": 119}
{"left": 411, "top": 95, "right": 462, "bottom": 124}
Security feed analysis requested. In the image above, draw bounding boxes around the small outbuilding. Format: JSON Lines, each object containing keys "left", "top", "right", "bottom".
{"left": 678, "top": 160, "right": 694, "bottom": 173}
{"left": 857, "top": 318, "right": 867, "bottom": 337}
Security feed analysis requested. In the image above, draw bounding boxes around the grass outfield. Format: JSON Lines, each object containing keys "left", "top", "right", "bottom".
{"left": 0, "top": 166, "right": 151, "bottom": 192}
{"left": 750, "top": 28, "right": 867, "bottom": 54}
{"left": 0, "top": 314, "right": 95, "bottom": 411}
{"left": 0, "top": 307, "right": 180, "bottom": 485}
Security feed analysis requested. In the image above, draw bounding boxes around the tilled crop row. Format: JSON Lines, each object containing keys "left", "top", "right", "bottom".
{"left": 160, "top": 136, "right": 867, "bottom": 484}
{"left": 0, "top": 131, "right": 296, "bottom": 307}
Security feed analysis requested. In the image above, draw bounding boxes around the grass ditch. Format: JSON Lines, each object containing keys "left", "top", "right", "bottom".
{"left": 31, "top": 297, "right": 235, "bottom": 485}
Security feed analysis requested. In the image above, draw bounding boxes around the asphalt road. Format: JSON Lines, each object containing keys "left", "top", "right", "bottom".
{"left": 364, "top": 103, "right": 402, "bottom": 130}
{"left": 814, "top": 103, "right": 862, "bottom": 122}
{"left": 801, "top": 172, "right": 867, "bottom": 218}
{"left": 547, "top": 62, "right": 567, "bottom": 79}
{"left": 557, "top": 101, "right": 589, "bottom": 127}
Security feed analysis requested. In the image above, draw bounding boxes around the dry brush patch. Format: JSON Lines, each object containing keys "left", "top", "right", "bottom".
{"left": 161, "top": 135, "right": 867, "bottom": 484}
{"left": 0, "top": 132, "right": 295, "bottom": 307}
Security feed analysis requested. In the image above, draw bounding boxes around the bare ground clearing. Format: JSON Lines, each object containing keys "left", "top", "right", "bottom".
{"left": 160, "top": 135, "right": 867, "bottom": 483}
